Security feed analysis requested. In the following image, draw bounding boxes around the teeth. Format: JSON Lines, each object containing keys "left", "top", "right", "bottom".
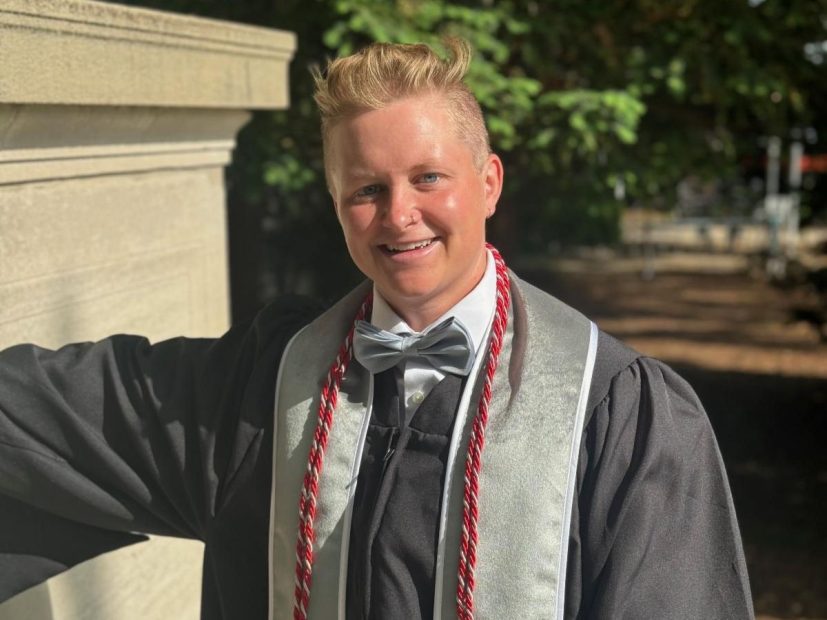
{"left": 386, "top": 239, "right": 433, "bottom": 252}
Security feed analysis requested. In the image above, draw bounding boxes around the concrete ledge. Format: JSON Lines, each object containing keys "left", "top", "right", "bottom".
{"left": 0, "top": 105, "right": 252, "bottom": 149}
{"left": 0, "top": 146, "right": 231, "bottom": 184}
{"left": 0, "top": 105, "right": 250, "bottom": 184}
{"left": 0, "top": 537, "right": 206, "bottom": 620}
{"left": 0, "top": 0, "right": 296, "bottom": 108}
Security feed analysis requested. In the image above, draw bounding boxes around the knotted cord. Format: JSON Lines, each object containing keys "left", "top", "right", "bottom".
{"left": 292, "top": 244, "right": 511, "bottom": 620}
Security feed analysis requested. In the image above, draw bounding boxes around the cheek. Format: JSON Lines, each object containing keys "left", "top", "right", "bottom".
{"left": 423, "top": 191, "right": 463, "bottom": 225}
{"left": 430, "top": 190, "right": 486, "bottom": 231}
{"left": 339, "top": 206, "right": 372, "bottom": 232}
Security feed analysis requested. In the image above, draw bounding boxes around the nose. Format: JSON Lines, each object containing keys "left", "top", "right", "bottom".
{"left": 382, "top": 185, "right": 419, "bottom": 231}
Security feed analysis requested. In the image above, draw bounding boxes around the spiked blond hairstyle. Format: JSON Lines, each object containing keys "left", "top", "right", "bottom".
{"left": 313, "top": 38, "right": 491, "bottom": 175}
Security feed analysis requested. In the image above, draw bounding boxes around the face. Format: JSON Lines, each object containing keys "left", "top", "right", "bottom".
{"left": 326, "top": 94, "right": 503, "bottom": 330}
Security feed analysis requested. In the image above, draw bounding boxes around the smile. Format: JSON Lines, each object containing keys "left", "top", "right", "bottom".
{"left": 382, "top": 238, "right": 435, "bottom": 253}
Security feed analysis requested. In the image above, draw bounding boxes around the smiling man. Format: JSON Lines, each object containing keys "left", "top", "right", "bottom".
{"left": 325, "top": 89, "right": 501, "bottom": 331}
{"left": 0, "top": 39, "right": 752, "bottom": 619}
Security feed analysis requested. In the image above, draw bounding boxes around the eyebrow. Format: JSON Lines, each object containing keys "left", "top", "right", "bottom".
{"left": 339, "top": 158, "right": 452, "bottom": 180}
{"left": 411, "top": 159, "right": 448, "bottom": 171}
{"left": 340, "top": 168, "right": 379, "bottom": 180}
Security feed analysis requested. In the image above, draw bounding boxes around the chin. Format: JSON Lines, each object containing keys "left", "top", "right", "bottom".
{"left": 377, "top": 274, "right": 444, "bottom": 301}
{"left": 381, "top": 280, "right": 438, "bottom": 300}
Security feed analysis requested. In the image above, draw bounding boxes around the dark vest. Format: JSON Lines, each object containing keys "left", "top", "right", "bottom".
{"left": 347, "top": 370, "right": 464, "bottom": 618}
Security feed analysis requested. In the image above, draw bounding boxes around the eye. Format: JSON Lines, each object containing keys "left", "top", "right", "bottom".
{"left": 420, "top": 172, "right": 440, "bottom": 184}
{"left": 355, "top": 184, "right": 382, "bottom": 197}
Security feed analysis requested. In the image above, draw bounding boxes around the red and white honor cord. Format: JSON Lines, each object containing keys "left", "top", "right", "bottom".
{"left": 292, "top": 291, "right": 373, "bottom": 620}
{"left": 455, "top": 245, "right": 510, "bottom": 619}
{"left": 292, "top": 244, "right": 511, "bottom": 620}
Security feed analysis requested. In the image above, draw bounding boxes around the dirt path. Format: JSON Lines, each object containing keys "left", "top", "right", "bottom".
{"left": 517, "top": 251, "right": 827, "bottom": 620}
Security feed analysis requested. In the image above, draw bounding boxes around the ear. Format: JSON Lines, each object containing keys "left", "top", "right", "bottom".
{"left": 481, "top": 153, "right": 504, "bottom": 218}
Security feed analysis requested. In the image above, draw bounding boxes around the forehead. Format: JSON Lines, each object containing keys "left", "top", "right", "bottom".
{"left": 325, "top": 95, "right": 469, "bottom": 172}
{"left": 337, "top": 96, "right": 452, "bottom": 145}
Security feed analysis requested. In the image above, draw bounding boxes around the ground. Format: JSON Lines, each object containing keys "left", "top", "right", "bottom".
{"left": 518, "top": 250, "right": 827, "bottom": 620}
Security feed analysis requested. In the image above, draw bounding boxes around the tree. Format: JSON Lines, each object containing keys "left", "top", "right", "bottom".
{"left": 321, "top": 0, "right": 827, "bottom": 249}
{"left": 112, "top": 0, "right": 827, "bottom": 314}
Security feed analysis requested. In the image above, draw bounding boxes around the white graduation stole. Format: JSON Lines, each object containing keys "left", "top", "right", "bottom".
{"left": 268, "top": 275, "right": 597, "bottom": 619}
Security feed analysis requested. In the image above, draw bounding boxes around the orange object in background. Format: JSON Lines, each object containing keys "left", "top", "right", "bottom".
{"left": 800, "top": 154, "right": 827, "bottom": 174}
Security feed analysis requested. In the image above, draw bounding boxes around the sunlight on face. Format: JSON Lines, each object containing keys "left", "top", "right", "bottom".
{"left": 326, "top": 95, "right": 503, "bottom": 330}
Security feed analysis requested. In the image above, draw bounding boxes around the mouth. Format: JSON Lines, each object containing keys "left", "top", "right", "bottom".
{"left": 380, "top": 238, "right": 437, "bottom": 254}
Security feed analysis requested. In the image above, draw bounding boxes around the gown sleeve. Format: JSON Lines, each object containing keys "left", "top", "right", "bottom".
{"left": 0, "top": 298, "right": 315, "bottom": 602}
{"left": 565, "top": 336, "right": 754, "bottom": 620}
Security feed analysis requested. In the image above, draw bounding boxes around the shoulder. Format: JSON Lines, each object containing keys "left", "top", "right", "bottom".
{"left": 507, "top": 271, "right": 710, "bottom": 449}
{"left": 586, "top": 330, "right": 642, "bottom": 415}
{"left": 570, "top": 332, "right": 753, "bottom": 618}
{"left": 585, "top": 329, "right": 711, "bottom": 443}
{"left": 586, "top": 330, "right": 708, "bottom": 429}
{"left": 246, "top": 294, "right": 328, "bottom": 351}
{"left": 580, "top": 329, "right": 724, "bottom": 508}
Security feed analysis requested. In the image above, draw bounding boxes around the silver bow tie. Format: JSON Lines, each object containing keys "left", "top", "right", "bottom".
{"left": 353, "top": 317, "right": 475, "bottom": 376}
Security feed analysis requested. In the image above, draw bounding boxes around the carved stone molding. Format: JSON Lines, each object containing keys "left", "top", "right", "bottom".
{"left": 0, "top": 2, "right": 296, "bottom": 618}
{"left": 0, "top": 0, "right": 296, "bottom": 108}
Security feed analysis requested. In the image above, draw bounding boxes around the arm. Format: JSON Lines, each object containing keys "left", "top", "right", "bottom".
{"left": 1, "top": 331, "right": 251, "bottom": 539}
{"left": 566, "top": 352, "right": 753, "bottom": 620}
{"left": 0, "top": 298, "right": 316, "bottom": 601}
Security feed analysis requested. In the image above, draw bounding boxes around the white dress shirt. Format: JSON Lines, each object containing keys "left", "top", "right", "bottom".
{"left": 370, "top": 250, "right": 497, "bottom": 418}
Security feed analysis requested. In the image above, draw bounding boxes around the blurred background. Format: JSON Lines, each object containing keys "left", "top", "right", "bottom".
{"left": 112, "top": 1, "right": 826, "bottom": 617}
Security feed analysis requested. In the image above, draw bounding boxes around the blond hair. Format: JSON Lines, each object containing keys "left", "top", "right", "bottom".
{"left": 313, "top": 38, "right": 490, "bottom": 173}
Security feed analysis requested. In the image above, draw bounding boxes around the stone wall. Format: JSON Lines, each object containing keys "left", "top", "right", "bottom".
{"left": 0, "top": 1, "right": 295, "bottom": 617}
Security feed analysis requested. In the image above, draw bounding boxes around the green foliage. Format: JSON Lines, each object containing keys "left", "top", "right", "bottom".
{"left": 316, "top": 0, "right": 654, "bottom": 251}
{"left": 112, "top": 0, "right": 827, "bottom": 299}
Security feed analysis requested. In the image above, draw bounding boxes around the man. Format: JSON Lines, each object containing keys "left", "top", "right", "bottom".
{"left": 0, "top": 39, "right": 752, "bottom": 619}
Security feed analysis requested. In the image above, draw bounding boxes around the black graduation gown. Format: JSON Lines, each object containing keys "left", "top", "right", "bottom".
{"left": 0, "top": 298, "right": 753, "bottom": 619}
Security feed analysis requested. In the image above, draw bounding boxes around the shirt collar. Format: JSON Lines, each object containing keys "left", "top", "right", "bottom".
{"left": 370, "top": 249, "right": 496, "bottom": 355}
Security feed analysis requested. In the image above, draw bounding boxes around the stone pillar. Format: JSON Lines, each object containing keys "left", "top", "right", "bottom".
{"left": 0, "top": 1, "right": 295, "bottom": 617}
